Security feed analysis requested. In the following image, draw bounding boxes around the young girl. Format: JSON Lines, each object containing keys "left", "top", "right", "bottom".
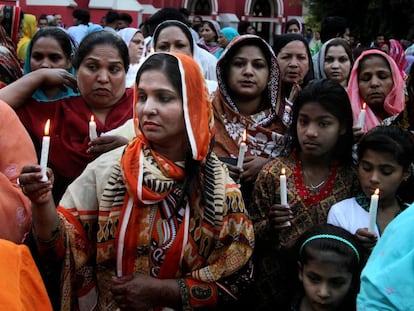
{"left": 328, "top": 126, "right": 413, "bottom": 249}
{"left": 248, "top": 79, "right": 357, "bottom": 310}
{"left": 292, "top": 224, "right": 364, "bottom": 311}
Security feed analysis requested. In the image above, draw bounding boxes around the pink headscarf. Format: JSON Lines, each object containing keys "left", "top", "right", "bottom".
{"left": 347, "top": 49, "right": 405, "bottom": 131}
{"left": 389, "top": 39, "right": 407, "bottom": 79}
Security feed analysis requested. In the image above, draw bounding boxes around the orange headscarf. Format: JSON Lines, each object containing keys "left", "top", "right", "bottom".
{"left": 118, "top": 52, "right": 214, "bottom": 276}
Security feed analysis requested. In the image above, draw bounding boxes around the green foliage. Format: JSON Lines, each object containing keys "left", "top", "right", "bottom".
{"left": 303, "top": 0, "right": 414, "bottom": 39}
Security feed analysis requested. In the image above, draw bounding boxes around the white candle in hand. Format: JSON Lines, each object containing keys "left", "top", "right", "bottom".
{"left": 40, "top": 119, "right": 50, "bottom": 182}
{"left": 368, "top": 188, "right": 380, "bottom": 233}
{"left": 358, "top": 102, "right": 366, "bottom": 129}
{"left": 89, "top": 115, "right": 98, "bottom": 141}
{"left": 280, "top": 168, "right": 291, "bottom": 227}
{"left": 280, "top": 168, "right": 287, "bottom": 205}
{"left": 237, "top": 129, "right": 247, "bottom": 169}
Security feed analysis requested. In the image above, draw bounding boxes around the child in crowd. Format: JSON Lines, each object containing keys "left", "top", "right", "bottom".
{"left": 248, "top": 79, "right": 357, "bottom": 310}
{"left": 292, "top": 224, "right": 364, "bottom": 311}
{"left": 328, "top": 126, "right": 412, "bottom": 250}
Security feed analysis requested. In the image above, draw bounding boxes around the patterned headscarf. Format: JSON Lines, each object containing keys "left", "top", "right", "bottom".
{"left": 348, "top": 49, "right": 405, "bottom": 131}
{"left": 0, "top": 5, "right": 23, "bottom": 88}
{"left": 389, "top": 39, "right": 407, "bottom": 79}
{"left": 213, "top": 34, "right": 288, "bottom": 159}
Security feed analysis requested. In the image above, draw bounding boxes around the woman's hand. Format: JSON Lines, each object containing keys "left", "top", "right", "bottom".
{"left": 111, "top": 274, "right": 180, "bottom": 311}
{"left": 355, "top": 227, "right": 378, "bottom": 250}
{"left": 87, "top": 135, "right": 129, "bottom": 154}
{"left": 268, "top": 203, "right": 293, "bottom": 230}
{"left": 36, "top": 68, "right": 78, "bottom": 92}
{"left": 240, "top": 156, "right": 269, "bottom": 182}
{"left": 352, "top": 126, "right": 365, "bottom": 143}
{"left": 18, "top": 165, "right": 54, "bottom": 205}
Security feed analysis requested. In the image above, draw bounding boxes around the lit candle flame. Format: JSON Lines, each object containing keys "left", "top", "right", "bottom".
{"left": 90, "top": 115, "right": 95, "bottom": 122}
{"left": 44, "top": 119, "right": 50, "bottom": 136}
{"left": 374, "top": 188, "right": 380, "bottom": 195}
{"left": 281, "top": 168, "right": 286, "bottom": 175}
{"left": 242, "top": 129, "right": 247, "bottom": 142}
{"left": 362, "top": 102, "right": 366, "bottom": 110}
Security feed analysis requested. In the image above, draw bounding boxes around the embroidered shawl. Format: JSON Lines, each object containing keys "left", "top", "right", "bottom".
{"left": 212, "top": 34, "right": 288, "bottom": 159}
{"left": 46, "top": 53, "right": 254, "bottom": 310}
{"left": 347, "top": 49, "right": 405, "bottom": 132}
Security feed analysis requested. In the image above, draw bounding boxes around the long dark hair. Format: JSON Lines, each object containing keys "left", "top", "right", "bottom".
{"left": 289, "top": 79, "right": 354, "bottom": 165}
{"left": 357, "top": 126, "right": 413, "bottom": 171}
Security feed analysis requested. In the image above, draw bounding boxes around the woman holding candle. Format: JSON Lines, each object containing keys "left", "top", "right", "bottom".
{"left": 328, "top": 126, "right": 412, "bottom": 250}
{"left": 17, "top": 52, "right": 254, "bottom": 310}
{"left": 248, "top": 79, "right": 357, "bottom": 310}
{"left": 347, "top": 49, "right": 405, "bottom": 133}
{"left": 273, "top": 34, "right": 314, "bottom": 123}
{"left": 212, "top": 34, "right": 288, "bottom": 207}
{"left": 0, "top": 31, "right": 133, "bottom": 203}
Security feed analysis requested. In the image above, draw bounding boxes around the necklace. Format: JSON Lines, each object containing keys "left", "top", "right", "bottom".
{"left": 303, "top": 170, "right": 328, "bottom": 190}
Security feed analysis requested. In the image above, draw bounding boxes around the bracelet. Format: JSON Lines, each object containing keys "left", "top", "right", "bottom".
{"left": 33, "top": 217, "right": 62, "bottom": 246}
{"left": 176, "top": 278, "right": 191, "bottom": 311}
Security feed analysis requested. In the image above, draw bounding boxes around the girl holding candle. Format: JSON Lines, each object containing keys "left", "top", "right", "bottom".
{"left": 248, "top": 79, "right": 357, "bottom": 310}
{"left": 212, "top": 35, "right": 288, "bottom": 207}
{"left": 328, "top": 126, "right": 412, "bottom": 250}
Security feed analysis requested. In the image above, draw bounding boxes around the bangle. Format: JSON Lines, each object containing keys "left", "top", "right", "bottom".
{"left": 176, "top": 278, "right": 191, "bottom": 311}
{"left": 33, "top": 217, "right": 62, "bottom": 246}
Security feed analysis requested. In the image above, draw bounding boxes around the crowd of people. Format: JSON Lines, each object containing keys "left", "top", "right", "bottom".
{"left": 1, "top": 3, "right": 414, "bottom": 311}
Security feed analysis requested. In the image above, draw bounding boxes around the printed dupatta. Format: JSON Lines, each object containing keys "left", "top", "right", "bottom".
{"left": 213, "top": 35, "right": 288, "bottom": 159}
{"left": 119, "top": 52, "right": 215, "bottom": 277}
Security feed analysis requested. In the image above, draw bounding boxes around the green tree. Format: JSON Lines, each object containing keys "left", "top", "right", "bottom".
{"left": 303, "top": 0, "right": 414, "bottom": 40}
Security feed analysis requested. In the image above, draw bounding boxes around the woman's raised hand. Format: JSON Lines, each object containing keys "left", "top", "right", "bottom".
{"left": 35, "top": 68, "right": 78, "bottom": 92}
{"left": 18, "top": 165, "right": 54, "bottom": 205}
{"left": 87, "top": 135, "right": 129, "bottom": 154}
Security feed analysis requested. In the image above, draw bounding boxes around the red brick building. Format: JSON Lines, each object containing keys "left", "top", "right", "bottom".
{"left": 1, "top": 0, "right": 304, "bottom": 44}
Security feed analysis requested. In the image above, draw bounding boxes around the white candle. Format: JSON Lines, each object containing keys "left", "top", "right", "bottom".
{"left": 368, "top": 188, "right": 380, "bottom": 233}
{"left": 358, "top": 102, "right": 366, "bottom": 128}
{"left": 280, "top": 168, "right": 291, "bottom": 227}
{"left": 89, "top": 115, "right": 98, "bottom": 141}
{"left": 280, "top": 168, "right": 287, "bottom": 205}
{"left": 40, "top": 119, "right": 50, "bottom": 182}
{"left": 237, "top": 129, "right": 247, "bottom": 169}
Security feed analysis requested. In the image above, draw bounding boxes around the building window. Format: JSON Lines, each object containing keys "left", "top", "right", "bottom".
{"left": 193, "top": 0, "right": 211, "bottom": 15}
